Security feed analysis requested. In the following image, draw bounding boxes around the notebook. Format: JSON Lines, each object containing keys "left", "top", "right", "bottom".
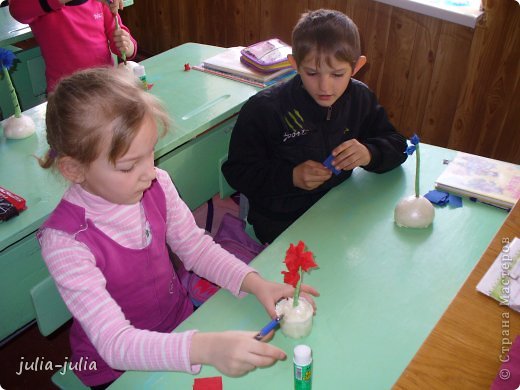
{"left": 477, "top": 237, "right": 520, "bottom": 313}
{"left": 435, "top": 152, "right": 520, "bottom": 209}
{"left": 200, "top": 46, "right": 295, "bottom": 85}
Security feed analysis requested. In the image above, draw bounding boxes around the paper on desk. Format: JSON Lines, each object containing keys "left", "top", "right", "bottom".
{"left": 477, "top": 237, "right": 520, "bottom": 313}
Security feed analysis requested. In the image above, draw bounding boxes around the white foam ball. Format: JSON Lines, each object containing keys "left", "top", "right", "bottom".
{"left": 394, "top": 195, "right": 435, "bottom": 228}
{"left": 118, "top": 61, "right": 140, "bottom": 72}
{"left": 3, "top": 114, "right": 36, "bottom": 139}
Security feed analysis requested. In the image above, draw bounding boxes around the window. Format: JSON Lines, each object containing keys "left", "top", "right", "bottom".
{"left": 374, "top": 0, "right": 483, "bottom": 28}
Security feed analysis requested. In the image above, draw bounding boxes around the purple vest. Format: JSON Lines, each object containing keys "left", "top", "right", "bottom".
{"left": 40, "top": 180, "right": 193, "bottom": 386}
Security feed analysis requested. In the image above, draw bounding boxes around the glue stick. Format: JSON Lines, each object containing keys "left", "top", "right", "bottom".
{"left": 133, "top": 65, "right": 148, "bottom": 90}
{"left": 293, "top": 344, "right": 312, "bottom": 390}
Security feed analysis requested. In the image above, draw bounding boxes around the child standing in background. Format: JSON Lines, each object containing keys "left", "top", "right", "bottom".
{"left": 9, "top": 0, "right": 136, "bottom": 92}
{"left": 38, "top": 68, "right": 319, "bottom": 389}
{"left": 222, "top": 9, "right": 408, "bottom": 244}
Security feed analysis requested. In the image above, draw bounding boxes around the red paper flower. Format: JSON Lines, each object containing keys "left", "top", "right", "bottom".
{"left": 284, "top": 240, "right": 318, "bottom": 272}
{"left": 282, "top": 270, "right": 300, "bottom": 287}
{"left": 281, "top": 241, "right": 318, "bottom": 306}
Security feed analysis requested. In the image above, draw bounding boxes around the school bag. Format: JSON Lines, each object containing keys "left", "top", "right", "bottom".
{"left": 177, "top": 196, "right": 266, "bottom": 307}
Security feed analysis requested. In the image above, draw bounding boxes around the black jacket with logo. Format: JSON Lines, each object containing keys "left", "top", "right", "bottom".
{"left": 222, "top": 74, "right": 407, "bottom": 225}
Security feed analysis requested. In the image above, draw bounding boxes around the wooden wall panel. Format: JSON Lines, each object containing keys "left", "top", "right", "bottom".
{"left": 475, "top": 5, "right": 520, "bottom": 159}
{"left": 358, "top": 2, "right": 392, "bottom": 98}
{"left": 122, "top": 0, "right": 519, "bottom": 163}
{"left": 448, "top": 0, "right": 520, "bottom": 163}
{"left": 258, "top": 0, "right": 308, "bottom": 44}
{"left": 421, "top": 22, "right": 473, "bottom": 147}
{"left": 243, "top": 0, "right": 261, "bottom": 45}
{"left": 399, "top": 14, "right": 441, "bottom": 138}
{"left": 499, "top": 80, "right": 520, "bottom": 163}
{"left": 377, "top": 8, "right": 418, "bottom": 127}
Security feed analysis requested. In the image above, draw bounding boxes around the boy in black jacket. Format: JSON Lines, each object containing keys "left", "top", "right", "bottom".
{"left": 222, "top": 9, "right": 407, "bottom": 244}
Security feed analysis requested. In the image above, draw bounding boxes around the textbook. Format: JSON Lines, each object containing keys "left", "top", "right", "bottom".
{"left": 200, "top": 46, "right": 295, "bottom": 86}
{"left": 435, "top": 152, "right": 520, "bottom": 209}
{"left": 476, "top": 237, "right": 520, "bottom": 313}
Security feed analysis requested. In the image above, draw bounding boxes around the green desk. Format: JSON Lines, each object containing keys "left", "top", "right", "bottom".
{"left": 0, "top": 7, "right": 45, "bottom": 118}
{"left": 0, "top": 6, "right": 32, "bottom": 47}
{"left": 0, "top": 43, "right": 259, "bottom": 342}
{"left": 110, "top": 144, "right": 510, "bottom": 389}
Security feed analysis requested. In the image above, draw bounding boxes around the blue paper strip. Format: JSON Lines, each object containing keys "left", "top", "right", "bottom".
{"left": 424, "top": 190, "right": 449, "bottom": 205}
{"left": 448, "top": 194, "right": 463, "bottom": 208}
{"left": 323, "top": 154, "right": 341, "bottom": 175}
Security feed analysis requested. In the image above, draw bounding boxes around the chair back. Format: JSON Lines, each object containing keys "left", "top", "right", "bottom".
{"left": 30, "top": 276, "right": 72, "bottom": 337}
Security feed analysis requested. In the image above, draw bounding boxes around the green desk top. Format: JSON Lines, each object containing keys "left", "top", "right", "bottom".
{"left": 110, "top": 144, "right": 509, "bottom": 389}
{"left": 0, "top": 43, "right": 259, "bottom": 252}
{"left": 142, "top": 43, "right": 259, "bottom": 157}
{"left": 0, "top": 7, "right": 32, "bottom": 47}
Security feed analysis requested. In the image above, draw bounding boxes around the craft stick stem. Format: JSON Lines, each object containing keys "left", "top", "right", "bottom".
{"left": 114, "top": 15, "right": 127, "bottom": 65}
{"left": 415, "top": 143, "right": 421, "bottom": 198}
{"left": 2, "top": 66, "right": 21, "bottom": 118}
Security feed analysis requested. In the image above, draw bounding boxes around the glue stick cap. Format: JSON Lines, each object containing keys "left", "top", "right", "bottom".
{"left": 293, "top": 345, "right": 312, "bottom": 366}
{"left": 133, "top": 65, "right": 146, "bottom": 78}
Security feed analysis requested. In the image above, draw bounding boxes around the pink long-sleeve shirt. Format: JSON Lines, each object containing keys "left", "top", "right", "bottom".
{"left": 39, "top": 168, "right": 255, "bottom": 374}
{"left": 9, "top": 0, "right": 137, "bottom": 92}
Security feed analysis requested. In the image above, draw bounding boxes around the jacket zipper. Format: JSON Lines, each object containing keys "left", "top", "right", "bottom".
{"left": 326, "top": 106, "right": 332, "bottom": 121}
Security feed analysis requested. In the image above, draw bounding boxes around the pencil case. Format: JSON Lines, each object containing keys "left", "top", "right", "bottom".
{"left": 0, "top": 186, "right": 26, "bottom": 221}
{"left": 240, "top": 38, "right": 292, "bottom": 73}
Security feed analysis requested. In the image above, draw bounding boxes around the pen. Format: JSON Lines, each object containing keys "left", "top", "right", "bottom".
{"left": 254, "top": 315, "right": 284, "bottom": 341}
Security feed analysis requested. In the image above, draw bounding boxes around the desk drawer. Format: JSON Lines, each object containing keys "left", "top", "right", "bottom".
{"left": 156, "top": 119, "right": 235, "bottom": 210}
{"left": 0, "top": 234, "right": 49, "bottom": 341}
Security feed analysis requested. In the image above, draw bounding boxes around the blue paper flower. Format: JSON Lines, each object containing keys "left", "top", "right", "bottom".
{"left": 406, "top": 145, "right": 416, "bottom": 155}
{"left": 405, "top": 134, "right": 421, "bottom": 155}
{"left": 0, "top": 48, "right": 16, "bottom": 70}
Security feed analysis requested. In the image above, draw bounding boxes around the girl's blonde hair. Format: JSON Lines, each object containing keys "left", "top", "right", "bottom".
{"left": 40, "top": 67, "right": 170, "bottom": 169}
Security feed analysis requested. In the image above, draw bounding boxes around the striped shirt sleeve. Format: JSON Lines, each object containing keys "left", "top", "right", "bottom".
{"left": 39, "top": 217, "right": 200, "bottom": 373}
{"left": 156, "top": 168, "right": 256, "bottom": 297}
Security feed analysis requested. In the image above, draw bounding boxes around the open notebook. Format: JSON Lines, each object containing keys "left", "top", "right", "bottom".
{"left": 477, "top": 237, "right": 520, "bottom": 313}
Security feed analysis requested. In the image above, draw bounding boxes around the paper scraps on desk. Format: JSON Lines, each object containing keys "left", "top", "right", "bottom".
{"left": 424, "top": 190, "right": 462, "bottom": 208}
{"left": 491, "top": 335, "right": 520, "bottom": 390}
{"left": 477, "top": 237, "right": 520, "bottom": 313}
{"left": 193, "top": 376, "right": 223, "bottom": 390}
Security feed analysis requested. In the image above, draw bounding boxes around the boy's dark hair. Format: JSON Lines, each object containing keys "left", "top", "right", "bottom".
{"left": 291, "top": 9, "right": 361, "bottom": 69}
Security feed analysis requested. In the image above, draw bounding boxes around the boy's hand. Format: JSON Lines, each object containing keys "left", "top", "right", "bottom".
{"left": 190, "top": 331, "right": 286, "bottom": 377}
{"left": 293, "top": 160, "right": 332, "bottom": 190}
{"left": 113, "top": 29, "right": 135, "bottom": 58}
{"left": 330, "top": 139, "right": 371, "bottom": 171}
{"left": 241, "top": 272, "right": 319, "bottom": 318}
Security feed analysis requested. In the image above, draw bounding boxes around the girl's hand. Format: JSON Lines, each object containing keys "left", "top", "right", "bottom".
{"left": 241, "top": 272, "right": 319, "bottom": 318}
{"left": 113, "top": 29, "right": 135, "bottom": 58}
{"left": 330, "top": 139, "right": 371, "bottom": 171}
{"left": 190, "top": 331, "right": 286, "bottom": 377}
{"left": 293, "top": 160, "right": 332, "bottom": 190}
{"left": 97, "top": 0, "right": 124, "bottom": 14}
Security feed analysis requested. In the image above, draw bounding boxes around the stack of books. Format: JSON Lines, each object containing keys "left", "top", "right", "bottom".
{"left": 195, "top": 44, "right": 295, "bottom": 88}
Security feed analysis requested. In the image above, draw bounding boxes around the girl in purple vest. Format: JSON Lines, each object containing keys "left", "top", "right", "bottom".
{"left": 38, "top": 67, "right": 319, "bottom": 389}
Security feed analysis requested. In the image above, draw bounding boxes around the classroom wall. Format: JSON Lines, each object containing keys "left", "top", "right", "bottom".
{"left": 121, "top": 0, "right": 520, "bottom": 164}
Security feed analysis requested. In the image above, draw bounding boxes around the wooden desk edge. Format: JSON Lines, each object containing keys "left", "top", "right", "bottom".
{"left": 394, "top": 201, "right": 520, "bottom": 389}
